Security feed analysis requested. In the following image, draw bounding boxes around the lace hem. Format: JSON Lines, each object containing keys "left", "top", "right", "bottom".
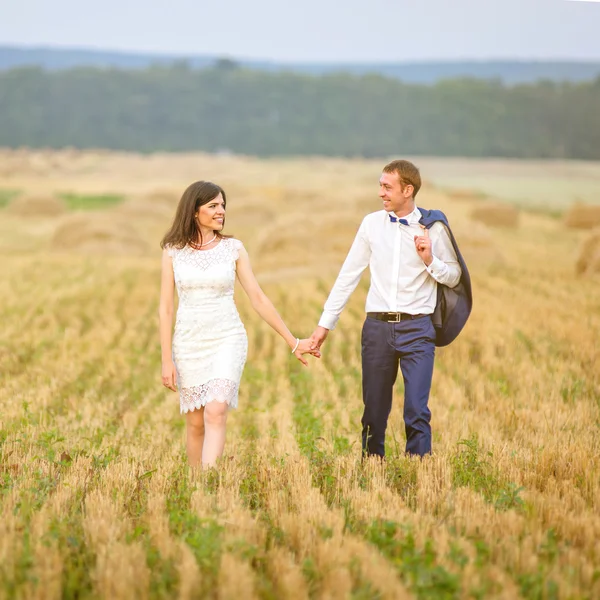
{"left": 180, "top": 378, "right": 239, "bottom": 414}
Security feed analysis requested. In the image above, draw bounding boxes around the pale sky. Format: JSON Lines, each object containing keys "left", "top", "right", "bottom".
{"left": 0, "top": 0, "right": 599, "bottom": 62}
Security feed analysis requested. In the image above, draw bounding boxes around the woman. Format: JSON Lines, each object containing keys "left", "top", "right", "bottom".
{"left": 159, "top": 181, "right": 319, "bottom": 468}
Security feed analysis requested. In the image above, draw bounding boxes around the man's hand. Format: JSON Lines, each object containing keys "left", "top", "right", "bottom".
{"left": 310, "top": 326, "right": 330, "bottom": 351}
{"left": 414, "top": 225, "right": 433, "bottom": 266}
{"left": 293, "top": 339, "right": 322, "bottom": 367}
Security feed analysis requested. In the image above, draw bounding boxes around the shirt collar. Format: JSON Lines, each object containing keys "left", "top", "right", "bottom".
{"left": 407, "top": 206, "right": 422, "bottom": 225}
{"left": 387, "top": 206, "right": 421, "bottom": 225}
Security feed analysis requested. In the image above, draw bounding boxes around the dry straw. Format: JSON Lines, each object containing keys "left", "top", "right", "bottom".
{"left": 470, "top": 203, "right": 520, "bottom": 228}
{"left": 145, "top": 188, "right": 181, "bottom": 208}
{"left": 575, "top": 228, "right": 600, "bottom": 276}
{"left": 451, "top": 221, "right": 504, "bottom": 266}
{"left": 447, "top": 188, "right": 487, "bottom": 202}
{"left": 563, "top": 202, "right": 600, "bottom": 230}
{"left": 116, "top": 197, "right": 173, "bottom": 221}
{"left": 223, "top": 203, "right": 271, "bottom": 230}
{"left": 51, "top": 213, "right": 148, "bottom": 255}
{"left": 7, "top": 194, "right": 67, "bottom": 217}
{"left": 3, "top": 150, "right": 600, "bottom": 599}
{"left": 254, "top": 213, "right": 360, "bottom": 270}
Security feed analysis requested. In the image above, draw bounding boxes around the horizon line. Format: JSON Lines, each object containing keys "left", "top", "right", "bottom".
{"left": 2, "top": 42, "right": 600, "bottom": 65}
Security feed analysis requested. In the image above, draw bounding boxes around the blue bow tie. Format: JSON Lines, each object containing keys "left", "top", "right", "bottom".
{"left": 389, "top": 214, "right": 409, "bottom": 226}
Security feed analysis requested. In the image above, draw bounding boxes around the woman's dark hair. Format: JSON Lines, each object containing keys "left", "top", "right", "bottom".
{"left": 160, "top": 181, "right": 229, "bottom": 250}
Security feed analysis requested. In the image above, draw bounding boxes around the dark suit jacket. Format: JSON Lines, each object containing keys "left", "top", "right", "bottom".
{"left": 418, "top": 208, "right": 473, "bottom": 347}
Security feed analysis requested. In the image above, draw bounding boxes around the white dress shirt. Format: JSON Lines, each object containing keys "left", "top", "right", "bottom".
{"left": 318, "top": 207, "right": 462, "bottom": 330}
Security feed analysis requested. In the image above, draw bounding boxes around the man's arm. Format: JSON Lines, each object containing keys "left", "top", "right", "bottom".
{"left": 423, "top": 223, "right": 462, "bottom": 288}
{"left": 311, "top": 220, "right": 371, "bottom": 346}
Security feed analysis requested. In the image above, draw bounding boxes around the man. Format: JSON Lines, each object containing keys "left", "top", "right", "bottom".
{"left": 310, "top": 159, "right": 468, "bottom": 458}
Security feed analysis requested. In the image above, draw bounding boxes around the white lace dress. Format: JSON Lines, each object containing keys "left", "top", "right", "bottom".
{"left": 167, "top": 238, "right": 248, "bottom": 413}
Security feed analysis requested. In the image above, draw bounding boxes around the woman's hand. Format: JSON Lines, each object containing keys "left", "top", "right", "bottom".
{"left": 293, "top": 338, "right": 322, "bottom": 366}
{"left": 162, "top": 360, "right": 178, "bottom": 391}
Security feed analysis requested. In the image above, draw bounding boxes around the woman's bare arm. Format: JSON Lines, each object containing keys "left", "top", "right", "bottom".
{"left": 159, "top": 249, "right": 177, "bottom": 390}
{"left": 235, "top": 244, "right": 319, "bottom": 366}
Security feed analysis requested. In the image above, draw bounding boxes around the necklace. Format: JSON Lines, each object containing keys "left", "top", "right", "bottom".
{"left": 190, "top": 233, "right": 217, "bottom": 249}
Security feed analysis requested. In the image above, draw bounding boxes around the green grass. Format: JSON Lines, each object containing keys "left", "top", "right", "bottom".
{"left": 58, "top": 192, "right": 125, "bottom": 210}
{"left": 450, "top": 435, "right": 525, "bottom": 511}
{"left": 165, "top": 464, "right": 224, "bottom": 595}
{"left": 366, "top": 520, "right": 462, "bottom": 600}
{"left": 0, "top": 189, "right": 125, "bottom": 211}
{"left": 0, "top": 189, "right": 20, "bottom": 208}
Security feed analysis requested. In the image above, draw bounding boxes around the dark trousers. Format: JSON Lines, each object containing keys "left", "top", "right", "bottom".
{"left": 361, "top": 315, "right": 436, "bottom": 458}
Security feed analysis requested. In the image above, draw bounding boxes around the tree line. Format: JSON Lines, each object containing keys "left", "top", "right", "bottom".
{"left": 1, "top": 64, "right": 599, "bottom": 159}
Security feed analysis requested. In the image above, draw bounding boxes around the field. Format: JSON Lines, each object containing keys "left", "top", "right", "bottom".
{"left": 1, "top": 149, "right": 599, "bottom": 600}
{"left": 413, "top": 158, "right": 600, "bottom": 212}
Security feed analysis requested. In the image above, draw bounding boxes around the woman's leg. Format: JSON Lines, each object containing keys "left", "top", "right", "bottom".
{"left": 185, "top": 407, "right": 205, "bottom": 467}
{"left": 202, "top": 400, "right": 229, "bottom": 468}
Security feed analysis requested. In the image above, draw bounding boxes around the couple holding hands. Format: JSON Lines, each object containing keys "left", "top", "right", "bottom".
{"left": 159, "top": 159, "right": 471, "bottom": 468}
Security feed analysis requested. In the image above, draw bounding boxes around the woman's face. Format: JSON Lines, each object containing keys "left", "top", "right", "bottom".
{"left": 195, "top": 193, "right": 225, "bottom": 231}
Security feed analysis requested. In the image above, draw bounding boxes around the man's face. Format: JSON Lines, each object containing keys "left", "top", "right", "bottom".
{"left": 379, "top": 171, "right": 413, "bottom": 213}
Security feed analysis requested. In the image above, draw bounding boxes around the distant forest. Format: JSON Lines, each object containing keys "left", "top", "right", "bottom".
{"left": 1, "top": 63, "right": 599, "bottom": 159}
{"left": 2, "top": 45, "right": 600, "bottom": 84}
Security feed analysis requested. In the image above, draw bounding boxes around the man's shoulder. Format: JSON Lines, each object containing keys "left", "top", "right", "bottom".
{"left": 417, "top": 207, "right": 449, "bottom": 226}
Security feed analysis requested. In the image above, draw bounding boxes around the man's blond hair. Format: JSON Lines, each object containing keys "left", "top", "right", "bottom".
{"left": 383, "top": 160, "right": 422, "bottom": 199}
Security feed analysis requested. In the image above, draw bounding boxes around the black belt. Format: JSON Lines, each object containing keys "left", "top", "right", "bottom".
{"left": 367, "top": 312, "right": 430, "bottom": 323}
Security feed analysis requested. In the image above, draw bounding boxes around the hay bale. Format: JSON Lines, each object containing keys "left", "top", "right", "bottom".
{"left": 470, "top": 204, "right": 519, "bottom": 228}
{"left": 563, "top": 202, "right": 600, "bottom": 230}
{"left": 254, "top": 214, "right": 360, "bottom": 269}
{"left": 51, "top": 214, "right": 148, "bottom": 255}
{"left": 451, "top": 221, "right": 505, "bottom": 266}
{"left": 575, "top": 228, "right": 600, "bottom": 276}
{"left": 7, "top": 194, "right": 67, "bottom": 217}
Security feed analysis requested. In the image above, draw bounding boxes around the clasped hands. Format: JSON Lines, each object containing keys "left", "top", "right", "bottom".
{"left": 304, "top": 226, "right": 433, "bottom": 358}
{"left": 292, "top": 338, "right": 322, "bottom": 366}
{"left": 291, "top": 326, "right": 330, "bottom": 366}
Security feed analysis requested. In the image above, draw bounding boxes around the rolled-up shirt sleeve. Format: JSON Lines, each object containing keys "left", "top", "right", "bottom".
{"left": 318, "top": 220, "right": 371, "bottom": 330}
{"left": 425, "top": 223, "right": 462, "bottom": 288}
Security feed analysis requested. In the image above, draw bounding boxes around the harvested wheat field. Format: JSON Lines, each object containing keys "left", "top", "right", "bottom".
{"left": 1, "top": 149, "right": 599, "bottom": 600}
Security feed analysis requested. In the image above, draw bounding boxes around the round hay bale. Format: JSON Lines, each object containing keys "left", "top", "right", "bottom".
{"left": 470, "top": 204, "right": 519, "bottom": 228}
{"left": 254, "top": 213, "right": 361, "bottom": 269}
{"left": 575, "top": 228, "right": 600, "bottom": 276}
{"left": 451, "top": 221, "right": 505, "bottom": 266}
{"left": 563, "top": 202, "right": 600, "bottom": 230}
{"left": 7, "top": 194, "right": 67, "bottom": 217}
{"left": 51, "top": 214, "right": 148, "bottom": 255}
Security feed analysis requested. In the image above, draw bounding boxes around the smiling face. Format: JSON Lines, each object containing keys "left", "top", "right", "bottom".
{"left": 195, "top": 192, "right": 225, "bottom": 231}
{"left": 378, "top": 171, "right": 415, "bottom": 215}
